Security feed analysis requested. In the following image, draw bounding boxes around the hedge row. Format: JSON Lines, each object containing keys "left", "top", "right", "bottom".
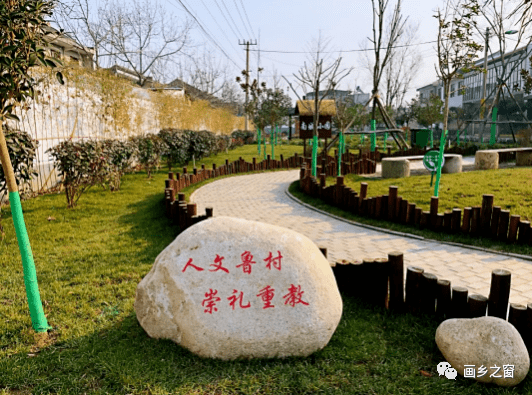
{"left": 46, "top": 129, "right": 256, "bottom": 208}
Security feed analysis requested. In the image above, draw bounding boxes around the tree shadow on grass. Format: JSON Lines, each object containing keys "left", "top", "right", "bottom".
{"left": 2, "top": 295, "right": 529, "bottom": 394}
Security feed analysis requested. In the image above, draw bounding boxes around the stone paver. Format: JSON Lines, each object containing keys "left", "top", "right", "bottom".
{"left": 191, "top": 170, "right": 532, "bottom": 306}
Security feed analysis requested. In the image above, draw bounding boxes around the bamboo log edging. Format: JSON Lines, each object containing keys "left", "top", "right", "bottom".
{"left": 330, "top": 251, "right": 530, "bottom": 349}
{"left": 299, "top": 169, "right": 531, "bottom": 247}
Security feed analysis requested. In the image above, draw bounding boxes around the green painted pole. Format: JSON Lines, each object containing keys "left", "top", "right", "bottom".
{"left": 9, "top": 192, "right": 51, "bottom": 332}
{"left": 490, "top": 107, "right": 498, "bottom": 146}
{"left": 257, "top": 128, "right": 261, "bottom": 156}
{"left": 456, "top": 129, "right": 460, "bottom": 146}
{"left": 384, "top": 132, "right": 388, "bottom": 150}
{"left": 370, "top": 120, "right": 376, "bottom": 152}
{"left": 263, "top": 132, "right": 267, "bottom": 160}
{"left": 271, "top": 128, "right": 275, "bottom": 159}
{"left": 0, "top": 128, "right": 50, "bottom": 333}
{"left": 434, "top": 130, "right": 447, "bottom": 197}
{"left": 312, "top": 134, "right": 318, "bottom": 177}
{"left": 337, "top": 132, "right": 343, "bottom": 176}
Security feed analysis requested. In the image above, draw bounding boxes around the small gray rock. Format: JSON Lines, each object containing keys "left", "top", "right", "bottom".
{"left": 436, "top": 316, "right": 530, "bottom": 386}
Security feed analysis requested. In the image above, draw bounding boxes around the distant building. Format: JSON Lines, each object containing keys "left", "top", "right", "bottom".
{"left": 107, "top": 65, "right": 156, "bottom": 87}
{"left": 43, "top": 25, "right": 95, "bottom": 70}
{"left": 417, "top": 78, "right": 464, "bottom": 109}
{"left": 303, "top": 87, "right": 370, "bottom": 105}
{"left": 166, "top": 78, "right": 238, "bottom": 113}
{"left": 462, "top": 44, "right": 532, "bottom": 110}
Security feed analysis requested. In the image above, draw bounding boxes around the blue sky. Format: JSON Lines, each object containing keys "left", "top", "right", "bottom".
{"left": 81, "top": 0, "right": 525, "bottom": 103}
{"left": 165, "top": 0, "right": 450, "bottom": 101}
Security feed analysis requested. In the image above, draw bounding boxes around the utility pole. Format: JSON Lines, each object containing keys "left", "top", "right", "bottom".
{"left": 239, "top": 39, "right": 257, "bottom": 131}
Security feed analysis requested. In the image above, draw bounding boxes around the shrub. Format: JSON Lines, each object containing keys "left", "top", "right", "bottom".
{"left": 100, "top": 139, "right": 136, "bottom": 190}
{"left": 47, "top": 139, "right": 109, "bottom": 208}
{"left": 0, "top": 125, "right": 39, "bottom": 198}
{"left": 158, "top": 129, "right": 190, "bottom": 170}
{"left": 189, "top": 130, "right": 218, "bottom": 161}
{"left": 130, "top": 134, "right": 165, "bottom": 178}
{"left": 231, "top": 130, "right": 256, "bottom": 144}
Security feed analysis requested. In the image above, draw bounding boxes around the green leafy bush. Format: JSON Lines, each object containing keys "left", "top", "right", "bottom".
{"left": 231, "top": 130, "right": 256, "bottom": 144}
{"left": 100, "top": 139, "right": 136, "bottom": 190}
{"left": 130, "top": 134, "right": 165, "bottom": 178}
{"left": 158, "top": 129, "right": 189, "bottom": 170}
{"left": 0, "top": 125, "right": 39, "bottom": 198}
{"left": 47, "top": 140, "right": 109, "bottom": 208}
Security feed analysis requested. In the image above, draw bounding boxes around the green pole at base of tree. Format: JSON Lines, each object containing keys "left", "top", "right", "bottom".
{"left": 271, "top": 129, "right": 275, "bottom": 159}
{"left": 434, "top": 130, "right": 447, "bottom": 197}
{"left": 257, "top": 129, "right": 261, "bottom": 155}
{"left": 337, "top": 132, "right": 344, "bottom": 176}
{"left": 312, "top": 135, "right": 318, "bottom": 177}
{"left": 489, "top": 107, "right": 498, "bottom": 146}
{"left": 370, "top": 120, "right": 376, "bottom": 152}
{"left": 384, "top": 132, "right": 388, "bottom": 149}
{"left": 9, "top": 191, "right": 51, "bottom": 332}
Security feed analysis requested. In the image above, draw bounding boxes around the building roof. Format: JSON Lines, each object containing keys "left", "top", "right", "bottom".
{"left": 166, "top": 78, "right": 237, "bottom": 112}
{"left": 295, "top": 100, "right": 337, "bottom": 116}
{"left": 43, "top": 25, "right": 94, "bottom": 58}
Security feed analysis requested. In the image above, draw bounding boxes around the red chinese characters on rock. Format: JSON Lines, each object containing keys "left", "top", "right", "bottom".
{"left": 209, "top": 254, "right": 229, "bottom": 273}
{"left": 182, "top": 258, "right": 204, "bottom": 273}
{"left": 256, "top": 285, "right": 276, "bottom": 309}
{"left": 236, "top": 251, "right": 256, "bottom": 274}
{"left": 201, "top": 284, "right": 309, "bottom": 313}
{"left": 264, "top": 251, "right": 282, "bottom": 271}
{"left": 202, "top": 289, "right": 221, "bottom": 314}
{"left": 181, "top": 251, "right": 282, "bottom": 273}
{"left": 227, "top": 289, "right": 251, "bottom": 310}
{"left": 180, "top": 251, "right": 309, "bottom": 314}
{"left": 283, "top": 284, "right": 309, "bottom": 307}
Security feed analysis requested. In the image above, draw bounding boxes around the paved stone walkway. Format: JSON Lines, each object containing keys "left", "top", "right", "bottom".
{"left": 191, "top": 170, "right": 532, "bottom": 306}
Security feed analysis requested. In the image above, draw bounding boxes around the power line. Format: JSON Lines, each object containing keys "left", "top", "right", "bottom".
{"left": 211, "top": 0, "right": 241, "bottom": 41}
{"left": 218, "top": 0, "right": 245, "bottom": 39}
{"left": 249, "top": 39, "right": 440, "bottom": 54}
{"left": 232, "top": 0, "right": 253, "bottom": 39}
{"left": 169, "top": 0, "right": 240, "bottom": 68}
{"left": 197, "top": 0, "right": 244, "bottom": 60}
{"left": 238, "top": 0, "right": 255, "bottom": 40}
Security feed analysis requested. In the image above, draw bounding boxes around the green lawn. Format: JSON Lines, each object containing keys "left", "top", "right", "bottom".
{"left": 335, "top": 168, "right": 532, "bottom": 221}
{"left": 288, "top": 167, "right": 532, "bottom": 256}
{"left": 1, "top": 146, "right": 532, "bottom": 393}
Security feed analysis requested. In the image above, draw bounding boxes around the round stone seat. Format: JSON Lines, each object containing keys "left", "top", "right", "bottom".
{"left": 441, "top": 154, "right": 462, "bottom": 173}
{"left": 381, "top": 157, "right": 410, "bottom": 178}
{"left": 475, "top": 150, "right": 499, "bottom": 170}
{"left": 516, "top": 150, "right": 532, "bottom": 166}
{"left": 381, "top": 154, "right": 462, "bottom": 179}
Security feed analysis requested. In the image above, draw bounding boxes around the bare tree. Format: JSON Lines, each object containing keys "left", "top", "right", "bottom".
{"left": 435, "top": 0, "right": 483, "bottom": 136}
{"left": 356, "top": 0, "right": 409, "bottom": 148}
{"left": 382, "top": 22, "right": 422, "bottom": 109}
{"left": 53, "top": 0, "right": 113, "bottom": 68}
{"left": 473, "top": 0, "right": 532, "bottom": 141}
{"left": 103, "top": 0, "right": 192, "bottom": 86}
{"left": 368, "top": 0, "right": 407, "bottom": 121}
{"left": 283, "top": 34, "right": 352, "bottom": 176}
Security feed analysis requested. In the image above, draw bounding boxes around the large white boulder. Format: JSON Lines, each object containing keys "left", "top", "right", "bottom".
{"left": 436, "top": 316, "right": 529, "bottom": 386}
{"left": 135, "top": 216, "right": 342, "bottom": 360}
